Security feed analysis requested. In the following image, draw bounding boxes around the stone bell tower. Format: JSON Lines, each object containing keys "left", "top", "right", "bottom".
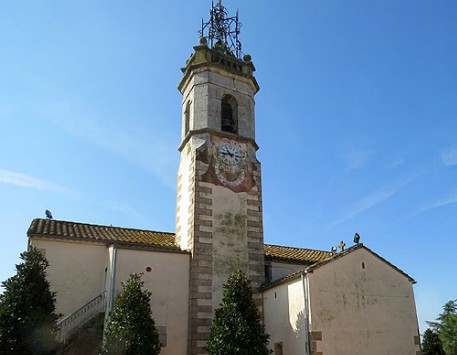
{"left": 175, "top": 2, "right": 265, "bottom": 354}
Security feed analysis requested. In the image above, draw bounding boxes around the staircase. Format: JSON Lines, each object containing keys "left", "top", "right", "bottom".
{"left": 56, "top": 291, "right": 107, "bottom": 354}
{"left": 60, "top": 313, "right": 105, "bottom": 354}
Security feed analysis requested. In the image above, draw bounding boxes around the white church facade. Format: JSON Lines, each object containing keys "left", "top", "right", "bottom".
{"left": 27, "top": 3, "right": 421, "bottom": 355}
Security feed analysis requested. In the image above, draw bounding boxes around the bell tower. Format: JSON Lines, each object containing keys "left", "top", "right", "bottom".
{"left": 175, "top": 3, "right": 264, "bottom": 354}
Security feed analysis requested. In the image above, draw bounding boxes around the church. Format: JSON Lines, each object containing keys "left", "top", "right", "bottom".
{"left": 27, "top": 3, "right": 421, "bottom": 355}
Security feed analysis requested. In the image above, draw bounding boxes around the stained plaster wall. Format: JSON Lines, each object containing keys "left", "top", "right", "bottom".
{"left": 308, "top": 248, "right": 420, "bottom": 355}
{"left": 176, "top": 138, "right": 199, "bottom": 252}
{"left": 30, "top": 239, "right": 107, "bottom": 317}
{"left": 114, "top": 248, "right": 190, "bottom": 355}
{"left": 210, "top": 184, "right": 249, "bottom": 308}
{"left": 264, "top": 279, "right": 308, "bottom": 355}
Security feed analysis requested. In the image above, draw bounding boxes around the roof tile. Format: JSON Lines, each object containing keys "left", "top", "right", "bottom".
{"left": 28, "top": 219, "right": 178, "bottom": 250}
{"left": 264, "top": 244, "right": 332, "bottom": 264}
{"left": 28, "top": 219, "right": 333, "bottom": 264}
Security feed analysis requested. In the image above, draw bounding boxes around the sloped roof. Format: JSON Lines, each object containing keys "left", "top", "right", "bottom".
{"left": 29, "top": 220, "right": 415, "bottom": 287}
{"left": 305, "top": 243, "right": 415, "bottom": 283}
{"left": 28, "top": 218, "right": 179, "bottom": 251}
{"left": 28, "top": 219, "right": 333, "bottom": 265}
{"left": 262, "top": 243, "right": 416, "bottom": 290}
{"left": 264, "top": 244, "right": 332, "bottom": 264}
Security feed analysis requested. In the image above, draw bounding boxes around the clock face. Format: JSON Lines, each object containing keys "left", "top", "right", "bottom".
{"left": 213, "top": 142, "right": 250, "bottom": 188}
{"left": 218, "top": 144, "right": 242, "bottom": 165}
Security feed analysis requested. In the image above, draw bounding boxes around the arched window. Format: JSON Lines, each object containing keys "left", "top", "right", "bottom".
{"left": 221, "top": 95, "right": 238, "bottom": 134}
{"left": 184, "top": 100, "right": 191, "bottom": 135}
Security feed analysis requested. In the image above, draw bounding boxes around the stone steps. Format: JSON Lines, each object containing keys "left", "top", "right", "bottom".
{"left": 59, "top": 313, "right": 105, "bottom": 355}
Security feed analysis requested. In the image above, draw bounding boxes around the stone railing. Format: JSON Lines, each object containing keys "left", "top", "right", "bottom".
{"left": 56, "top": 291, "right": 107, "bottom": 344}
{"left": 209, "top": 50, "right": 243, "bottom": 73}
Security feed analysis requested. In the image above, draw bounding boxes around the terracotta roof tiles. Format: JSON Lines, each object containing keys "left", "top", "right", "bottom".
{"left": 28, "top": 218, "right": 178, "bottom": 250}
{"left": 264, "top": 244, "right": 332, "bottom": 264}
{"left": 29, "top": 219, "right": 334, "bottom": 264}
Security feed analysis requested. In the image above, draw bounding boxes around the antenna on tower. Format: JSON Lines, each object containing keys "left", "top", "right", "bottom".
{"left": 199, "top": 0, "right": 243, "bottom": 58}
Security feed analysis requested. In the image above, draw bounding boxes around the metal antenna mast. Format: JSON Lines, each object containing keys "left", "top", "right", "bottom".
{"left": 199, "top": 0, "right": 242, "bottom": 58}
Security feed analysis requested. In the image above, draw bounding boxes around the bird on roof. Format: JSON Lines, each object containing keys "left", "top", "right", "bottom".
{"left": 45, "top": 210, "right": 53, "bottom": 220}
{"left": 353, "top": 233, "right": 360, "bottom": 244}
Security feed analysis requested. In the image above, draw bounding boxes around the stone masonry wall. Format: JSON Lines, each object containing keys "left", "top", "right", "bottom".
{"left": 187, "top": 147, "right": 265, "bottom": 355}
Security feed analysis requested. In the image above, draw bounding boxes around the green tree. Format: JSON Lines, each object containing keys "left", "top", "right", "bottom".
{"left": 0, "top": 247, "right": 58, "bottom": 354}
{"left": 428, "top": 299, "right": 457, "bottom": 355}
{"left": 101, "top": 273, "right": 160, "bottom": 355}
{"left": 205, "top": 269, "right": 272, "bottom": 355}
{"left": 422, "top": 328, "right": 445, "bottom": 355}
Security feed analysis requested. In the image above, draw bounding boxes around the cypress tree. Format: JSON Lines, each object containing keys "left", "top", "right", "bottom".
{"left": 422, "top": 328, "right": 445, "bottom": 355}
{"left": 101, "top": 273, "right": 160, "bottom": 355}
{"left": 427, "top": 299, "right": 457, "bottom": 355}
{"left": 0, "top": 247, "right": 58, "bottom": 354}
{"left": 205, "top": 269, "right": 271, "bottom": 355}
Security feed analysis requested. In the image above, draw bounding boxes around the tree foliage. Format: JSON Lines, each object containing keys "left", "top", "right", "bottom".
{"left": 427, "top": 299, "right": 457, "bottom": 355}
{"left": 101, "top": 273, "right": 160, "bottom": 355}
{"left": 0, "top": 247, "right": 58, "bottom": 354}
{"left": 422, "top": 328, "right": 445, "bottom": 355}
{"left": 205, "top": 269, "right": 272, "bottom": 355}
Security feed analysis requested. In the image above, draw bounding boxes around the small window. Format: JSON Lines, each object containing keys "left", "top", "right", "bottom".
{"left": 184, "top": 101, "right": 191, "bottom": 135}
{"left": 221, "top": 95, "right": 238, "bottom": 134}
{"left": 157, "top": 326, "right": 167, "bottom": 347}
{"left": 274, "top": 342, "right": 283, "bottom": 355}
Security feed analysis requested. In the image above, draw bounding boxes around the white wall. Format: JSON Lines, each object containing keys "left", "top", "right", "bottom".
{"left": 264, "top": 279, "right": 308, "bottom": 355}
{"left": 308, "top": 248, "right": 420, "bottom": 355}
{"left": 32, "top": 238, "right": 190, "bottom": 355}
{"left": 31, "top": 239, "right": 107, "bottom": 317}
{"left": 115, "top": 248, "right": 190, "bottom": 355}
{"left": 270, "top": 261, "right": 306, "bottom": 282}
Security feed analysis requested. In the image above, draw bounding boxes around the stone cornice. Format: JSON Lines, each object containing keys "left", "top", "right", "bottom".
{"left": 178, "top": 44, "right": 259, "bottom": 94}
{"left": 178, "top": 128, "right": 259, "bottom": 152}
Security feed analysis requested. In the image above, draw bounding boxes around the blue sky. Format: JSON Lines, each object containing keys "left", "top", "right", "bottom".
{"left": 1, "top": 1, "right": 456, "bottom": 333}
